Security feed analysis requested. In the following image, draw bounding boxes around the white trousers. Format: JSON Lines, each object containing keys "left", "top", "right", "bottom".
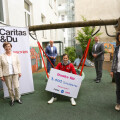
{"left": 4, "top": 74, "right": 20, "bottom": 101}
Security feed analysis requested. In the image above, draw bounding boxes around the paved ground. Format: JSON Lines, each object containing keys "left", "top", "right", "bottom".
{"left": 0, "top": 67, "right": 119, "bottom": 120}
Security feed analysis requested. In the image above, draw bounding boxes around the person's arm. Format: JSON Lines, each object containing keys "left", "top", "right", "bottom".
{"left": 54, "top": 47, "right": 57, "bottom": 58}
{"left": 110, "top": 49, "right": 116, "bottom": 78}
{"left": 70, "top": 63, "right": 77, "bottom": 75}
{"left": 55, "top": 63, "right": 61, "bottom": 70}
{"left": 0, "top": 56, "right": 4, "bottom": 81}
{"left": 16, "top": 54, "right": 21, "bottom": 77}
{"left": 45, "top": 46, "right": 51, "bottom": 58}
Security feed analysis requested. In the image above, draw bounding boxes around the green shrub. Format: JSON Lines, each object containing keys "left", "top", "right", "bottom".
{"left": 75, "top": 16, "right": 102, "bottom": 60}
{"left": 65, "top": 47, "right": 76, "bottom": 62}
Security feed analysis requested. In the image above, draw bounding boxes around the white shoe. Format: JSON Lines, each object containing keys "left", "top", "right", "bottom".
{"left": 70, "top": 98, "right": 76, "bottom": 106}
{"left": 48, "top": 97, "right": 57, "bottom": 104}
{"left": 115, "top": 104, "right": 120, "bottom": 111}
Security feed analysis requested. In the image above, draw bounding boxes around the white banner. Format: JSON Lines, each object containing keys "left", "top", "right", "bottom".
{"left": 46, "top": 68, "right": 83, "bottom": 98}
{"left": 0, "top": 26, "right": 34, "bottom": 98}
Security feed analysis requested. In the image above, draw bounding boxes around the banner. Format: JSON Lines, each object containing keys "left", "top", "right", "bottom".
{"left": 46, "top": 68, "right": 83, "bottom": 98}
{"left": 0, "top": 26, "right": 34, "bottom": 98}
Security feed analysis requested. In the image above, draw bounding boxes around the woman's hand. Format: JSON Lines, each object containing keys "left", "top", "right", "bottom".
{"left": 110, "top": 72, "right": 113, "bottom": 78}
{"left": 19, "top": 74, "right": 21, "bottom": 78}
{"left": 0, "top": 77, "right": 5, "bottom": 81}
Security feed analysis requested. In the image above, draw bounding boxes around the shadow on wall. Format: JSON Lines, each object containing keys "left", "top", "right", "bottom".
{"left": 30, "top": 47, "right": 42, "bottom": 73}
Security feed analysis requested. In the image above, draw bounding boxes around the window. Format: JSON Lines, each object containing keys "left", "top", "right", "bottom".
{"left": 24, "top": 1, "right": 31, "bottom": 26}
{"left": 0, "top": 0, "right": 4, "bottom": 22}
{"left": 41, "top": 14, "right": 46, "bottom": 38}
{"left": 61, "top": 15, "right": 65, "bottom": 21}
{"left": 41, "top": 14, "right": 46, "bottom": 23}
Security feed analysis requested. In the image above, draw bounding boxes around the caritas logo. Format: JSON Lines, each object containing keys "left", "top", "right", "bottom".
{"left": 0, "top": 28, "right": 26, "bottom": 42}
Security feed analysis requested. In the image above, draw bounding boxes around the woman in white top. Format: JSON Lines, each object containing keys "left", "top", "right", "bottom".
{"left": 111, "top": 32, "right": 120, "bottom": 111}
{"left": 0, "top": 42, "right": 22, "bottom": 106}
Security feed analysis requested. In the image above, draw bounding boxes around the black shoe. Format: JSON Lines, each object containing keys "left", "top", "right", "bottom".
{"left": 16, "top": 99, "right": 22, "bottom": 104}
{"left": 10, "top": 100, "right": 14, "bottom": 106}
{"left": 96, "top": 80, "right": 100, "bottom": 83}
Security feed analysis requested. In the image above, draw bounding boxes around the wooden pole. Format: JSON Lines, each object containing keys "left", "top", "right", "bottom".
{"left": 29, "top": 19, "right": 118, "bottom": 31}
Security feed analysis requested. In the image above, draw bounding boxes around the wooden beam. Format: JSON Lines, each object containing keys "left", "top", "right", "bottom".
{"left": 29, "top": 18, "right": 118, "bottom": 31}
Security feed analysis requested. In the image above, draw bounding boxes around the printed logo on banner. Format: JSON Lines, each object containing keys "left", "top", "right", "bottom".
{"left": 0, "top": 28, "right": 27, "bottom": 42}
{"left": 61, "top": 90, "right": 64, "bottom": 93}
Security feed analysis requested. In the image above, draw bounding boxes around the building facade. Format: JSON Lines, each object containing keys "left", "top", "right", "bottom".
{"left": 74, "top": 0, "right": 120, "bottom": 43}
{"left": 58, "top": 0, "right": 75, "bottom": 47}
{"left": 0, "top": 0, "right": 64, "bottom": 72}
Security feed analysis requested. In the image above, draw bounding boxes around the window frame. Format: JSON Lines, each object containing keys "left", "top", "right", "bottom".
{"left": 41, "top": 14, "right": 47, "bottom": 38}
{"left": 24, "top": 0, "right": 31, "bottom": 26}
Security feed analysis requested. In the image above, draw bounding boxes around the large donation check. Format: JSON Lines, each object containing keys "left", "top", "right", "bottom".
{"left": 45, "top": 68, "right": 83, "bottom": 98}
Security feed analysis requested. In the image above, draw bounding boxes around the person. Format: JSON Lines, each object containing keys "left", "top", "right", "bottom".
{"left": 92, "top": 36, "right": 105, "bottom": 83}
{"left": 110, "top": 32, "right": 120, "bottom": 111}
{"left": 45, "top": 40, "right": 57, "bottom": 73}
{"left": 0, "top": 42, "right": 22, "bottom": 106}
{"left": 47, "top": 53, "right": 77, "bottom": 106}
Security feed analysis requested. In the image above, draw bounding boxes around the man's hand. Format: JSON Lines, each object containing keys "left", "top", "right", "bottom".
{"left": 50, "top": 56, "right": 55, "bottom": 59}
{"left": 110, "top": 72, "right": 113, "bottom": 78}
{"left": 50, "top": 56, "right": 54, "bottom": 59}
{"left": 93, "top": 54, "right": 97, "bottom": 58}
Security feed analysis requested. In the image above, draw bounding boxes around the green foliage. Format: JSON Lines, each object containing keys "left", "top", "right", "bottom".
{"left": 65, "top": 47, "right": 76, "bottom": 62}
{"left": 75, "top": 16, "right": 102, "bottom": 60}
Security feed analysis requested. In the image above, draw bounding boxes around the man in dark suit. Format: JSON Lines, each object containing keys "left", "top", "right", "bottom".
{"left": 92, "top": 36, "right": 105, "bottom": 83}
{"left": 45, "top": 40, "right": 57, "bottom": 73}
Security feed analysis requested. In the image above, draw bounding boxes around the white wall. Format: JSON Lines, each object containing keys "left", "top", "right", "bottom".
{"left": 7, "top": 0, "right": 25, "bottom": 26}
{"left": 30, "top": 0, "right": 59, "bottom": 47}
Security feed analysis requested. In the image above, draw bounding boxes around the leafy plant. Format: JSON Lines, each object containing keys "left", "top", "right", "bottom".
{"left": 65, "top": 47, "right": 76, "bottom": 62}
{"left": 75, "top": 16, "right": 102, "bottom": 60}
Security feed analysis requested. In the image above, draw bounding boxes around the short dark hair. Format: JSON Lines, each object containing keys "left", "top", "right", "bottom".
{"left": 116, "top": 32, "right": 120, "bottom": 42}
{"left": 63, "top": 53, "right": 69, "bottom": 58}
{"left": 3, "top": 42, "right": 12, "bottom": 48}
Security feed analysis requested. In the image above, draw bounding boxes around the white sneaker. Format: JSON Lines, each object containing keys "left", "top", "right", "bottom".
{"left": 48, "top": 97, "right": 57, "bottom": 104}
{"left": 70, "top": 98, "right": 76, "bottom": 106}
{"left": 115, "top": 104, "right": 120, "bottom": 111}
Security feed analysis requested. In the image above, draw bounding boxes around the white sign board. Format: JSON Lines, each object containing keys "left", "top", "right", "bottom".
{"left": 0, "top": 26, "right": 34, "bottom": 98}
{"left": 46, "top": 68, "right": 83, "bottom": 98}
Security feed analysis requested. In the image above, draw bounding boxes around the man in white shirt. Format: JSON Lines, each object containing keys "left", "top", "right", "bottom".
{"left": 45, "top": 40, "right": 57, "bottom": 73}
{"left": 92, "top": 36, "right": 105, "bottom": 83}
